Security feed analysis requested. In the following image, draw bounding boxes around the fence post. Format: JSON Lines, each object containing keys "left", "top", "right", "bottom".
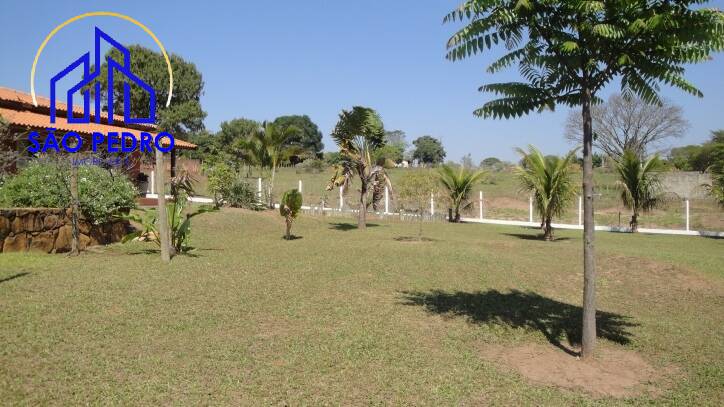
{"left": 578, "top": 195, "right": 582, "bottom": 226}
{"left": 298, "top": 179, "right": 302, "bottom": 193}
{"left": 479, "top": 191, "right": 483, "bottom": 220}
{"left": 430, "top": 192, "right": 435, "bottom": 217}
{"left": 384, "top": 186, "right": 389, "bottom": 214}
{"left": 257, "top": 177, "right": 262, "bottom": 202}
{"left": 685, "top": 198, "right": 690, "bottom": 231}
{"left": 150, "top": 170, "right": 155, "bottom": 194}
{"left": 339, "top": 186, "right": 344, "bottom": 211}
{"left": 529, "top": 195, "right": 533, "bottom": 223}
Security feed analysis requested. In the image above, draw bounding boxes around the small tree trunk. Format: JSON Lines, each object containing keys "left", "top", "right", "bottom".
{"left": 269, "top": 167, "right": 276, "bottom": 208}
{"left": 285, "top": 216, "right": 292, "bottom": 240}
{"left": 630, "top": 213, "right": 638, "bottom": 233}
{"left": 155, "top": 147, "right": 171, "bottom": 262}
{"left": 581, "top": 88, "right": 597, "bottom": 360}
{"left": 358, "top": 180, "right": 367, "bottom": 229}
{"left": 543, "top": 217, "right": 553, "bottom": 241}
{"left": 69, "top": 163, "right": 80, "bottom": 256}
{"left": 448, "top": 208, "right": 453, "bottom": 222}
{"left": 418, "top": 208, "right": 423, "bottom": 241}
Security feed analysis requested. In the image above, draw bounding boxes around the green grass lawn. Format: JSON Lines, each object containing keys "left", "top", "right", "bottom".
{"left": 1, "top": 209, "right": 722, "bottom": 404}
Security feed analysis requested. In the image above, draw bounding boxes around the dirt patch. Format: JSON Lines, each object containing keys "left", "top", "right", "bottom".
{"left": 602, "top": 255, "right": 724, "bottom": 296}
{"left": 481, "top": 343, "right": 668, "bottom": 398}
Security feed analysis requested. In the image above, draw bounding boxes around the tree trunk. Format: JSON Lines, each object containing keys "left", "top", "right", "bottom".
{"left": 543, "top": 217, "right": 553, "bottom": 241}
{"left": 630, "top": 213, "right": 638, "bottom": 233}
{"left": 285, "top": 216, "right": 292, "bottom": 240}
{"left": 581, "top": 88, "right": 597, "bottom": 360}
{"left": 69, "top": 162, "right": 80, "bottom": 256}
{"left": 358, "top": 180, "right": 367, "bottom": 229}
{"left": 155, "top": 147, "right": 172, "bottom": 262}
{"left": 269, "top": 167, "right": 276, "bottom": 208}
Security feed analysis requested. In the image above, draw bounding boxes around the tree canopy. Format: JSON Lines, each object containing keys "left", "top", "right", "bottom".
{"left": 91, "top": 45, "right": 206, "bottom": 135}
{"left": 272, "top": 115, "right": 324, "bottom": 158}
{"left": 412, "top": 135, "right": 446, "bottom": 165}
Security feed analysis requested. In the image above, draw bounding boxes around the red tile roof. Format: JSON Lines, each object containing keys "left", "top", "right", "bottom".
{"left": 0, "top": 87, "right": 196, "bottom": 150}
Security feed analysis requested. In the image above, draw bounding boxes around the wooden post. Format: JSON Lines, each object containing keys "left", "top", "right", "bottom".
{"left": 155, "top": 148, "right": 171, "bottom": 262}
{"left": 384, "top": 186, "right": 389, "bottom": 214}
{"left": 298, "top": 179, "right": 302, "bottom": 193}
{"left": 339, "top": 185, "right": 344, "bottom": 211}
{"left": 578, "top": 195, "right": 582, "bottom": 226}
{"left": 170, "top": 148, "right": 176, "bottom": 178}
{"left": 430, "top": 192, "right": 435, "bottom": 217}
{"left": 150, "top": 170, "right": 155, "bottom": 194}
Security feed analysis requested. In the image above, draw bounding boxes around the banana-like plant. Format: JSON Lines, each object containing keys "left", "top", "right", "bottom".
{"left": 437, "top": 164, "right": 485, "bottom": 222}
{"left": 516, "top": 146, "right": 578, "bottom": 240}
{"left": 279, "top": 189, "right": 303, "bottom": 240}
{"left": 326, "top": 106, "right": 392, "bottom": 229}
{"left": 616, "top": 150, "right": 664, "bottom": 232}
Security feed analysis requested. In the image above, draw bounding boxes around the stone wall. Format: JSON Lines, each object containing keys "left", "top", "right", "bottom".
{"left": 0, "top": 208, "right": 130, "bottom": 253}
{"left": 661, "top": 172, "right": 712, "bottom": 199}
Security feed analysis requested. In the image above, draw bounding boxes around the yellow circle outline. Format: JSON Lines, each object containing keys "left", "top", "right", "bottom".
{"left": 30, "top": 11, "right": 173, "bottom": 108}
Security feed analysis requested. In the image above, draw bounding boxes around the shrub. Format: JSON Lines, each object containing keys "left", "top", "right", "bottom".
{"left": 205, "top": 162, "right": 235, "bottom": 206}
{"left": 227, "top": 179, "right": 264, "bottom": 210}
{"left": 0, "top": 162, "right": 137, "bottom": 223}
{"left": 296, "top": 158, "right": 326, "bottom": 174}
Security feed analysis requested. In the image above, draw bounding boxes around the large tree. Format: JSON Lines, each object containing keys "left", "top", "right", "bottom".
{"left": 565, "top": 94, "right": 688, "bottom": 159}
{"left": 445, "top": 0, "right": 722, "bottom": 359}
{"left": 272, "top": 115, "right": 324, "bottom": 159}
{"left": 92, "top": 45, "right": 206, "bottom": 135}
{"left": 412, "top": 135, "right": 446, "bottom": 165}
{"left": 327, "top": 106, "right": 392, "bottom": 229}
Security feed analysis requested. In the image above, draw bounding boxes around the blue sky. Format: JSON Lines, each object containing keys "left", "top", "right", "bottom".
{"left": 1, "top": 0, "right": 723, "bottom": 161}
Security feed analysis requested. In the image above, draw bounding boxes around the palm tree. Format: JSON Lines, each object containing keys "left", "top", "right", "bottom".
{"left": 236, "top": 121, "right": 299, "bottom": 207}
{"left": 437, "top": 164, "right": 485, "bottom": 222}
{"left": 326, "top": 106, "right": 391, "bottom": 229}
{"left": 516, "top": 146, "right": 578, "bottom": 241}
{"left": 616, "top": 150, "right": 664, "bottom": 232}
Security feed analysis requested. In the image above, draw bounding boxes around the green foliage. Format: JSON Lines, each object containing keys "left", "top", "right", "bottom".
{"left": 437, "top": 164, "right": 486, "bottom": 222}
{"left": 327, "top": 106, "right": 392, "bottom": 215}
{"left": 226, "top": 179, "right": 264, "bottom": 210}
{"left": 397, "top": 171, "right": 437, "bottom": 239}
{"left": 273, "top": 115, "right": 324, "bottom": 157}
{"left": 91, "top": 45, "right": 206, "bottom": 135}
{"left": 280, "top": 189, "right": 303, "bottom": 239}
{"left": 615, "top": 150, "right": 665, "bottom": 231}
{"left": 374, "top": 144, "right": 405, "bottom": 165}
{"left": 205, "top": 162, "right": 236, "bottom": 206}
{"left": 412, "top": 136, "right": 446, "bottom": 165}
{"left": 123, "top": 201, "right": 216, "bottom": 253}
{"left": 1, "top": 162, "right": 137, "bottom": 223}
{"left": 323, "top": 151, "right": 343, "bottom": 166}
{"left": 296, "top": 158, "right": 326, "bottom": 174}
{"left": 445, "top": 0, "right": 723, "bottom": 118}
{"left": 516, "top": 146, "right": 578, "bottom": 239}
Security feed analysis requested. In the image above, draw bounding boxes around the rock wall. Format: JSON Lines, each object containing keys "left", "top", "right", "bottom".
{"left": 661, "top": 172, "right": 712, "bottom": 199}
{"left": 0, "top": 208, "right": 130, "bottom": 253}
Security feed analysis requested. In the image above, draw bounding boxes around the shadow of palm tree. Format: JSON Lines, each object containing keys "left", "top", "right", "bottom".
{"left": 503, "top": 233, "right": 571, "bottom": 241}
{"left": 399, "top": 289, "right": 636, "bottom": 356}
{"left": 329, "top": 222, "right": 380, "bottom": 231}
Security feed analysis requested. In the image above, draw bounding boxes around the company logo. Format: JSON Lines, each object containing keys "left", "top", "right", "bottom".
{"left": 50, "top": 27, "right": 156, "bottom": 125}
{"left": 28, "top": 13, "right": 176, "bottom": 155}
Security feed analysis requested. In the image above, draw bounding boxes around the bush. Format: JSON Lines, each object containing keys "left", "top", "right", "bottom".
{"left": 296, "top": 158, "right": 326, "bottom": 174}
{"left": 0, "top": 162, "right": 137, "bottom": 223}
{"left": 205, "top": 162, "right": 235, "bottom": 205}
{"left": 226, "top": 179, "right": 264, "bottom": 210}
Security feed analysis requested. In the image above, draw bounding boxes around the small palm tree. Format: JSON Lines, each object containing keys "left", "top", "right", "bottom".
{"left": 326, "top": 106, "right": 392, "bottom": 229}
{"left": 516, "top": 146, "right": 578, "bottom": 240}
{"left": 280, "top": 189, "right": 303, "bottom": 240}
{"left": 236, "top": 121, "right": 300, "bottom": 207}
{"left": 616, "top": 150, "right": 664, "bottom": 232}
{"left": 437, "top": 164, "right": 485, "bottom": 222}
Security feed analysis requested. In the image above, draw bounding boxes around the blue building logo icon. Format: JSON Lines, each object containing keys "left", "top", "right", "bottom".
{"left": 49, "top": 27, "right": 156, "bottom": 125}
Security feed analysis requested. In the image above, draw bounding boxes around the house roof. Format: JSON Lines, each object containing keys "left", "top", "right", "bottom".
{"left": 0, "top": 87, "right": 196, "bottom": 150}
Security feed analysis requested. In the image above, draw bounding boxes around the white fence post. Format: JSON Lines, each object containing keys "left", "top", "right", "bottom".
{"left": 479, "top": 191, "right": 483, "bottom": 220}
{"left": 298, "top": 180, "right": 302, "bottom": 193}
{"left": 384, "top": 186, "right": 389, "bottom": 214}
{"left": 257, "top": 177, "right": 262, "bottom": 202}
{"left": 685, "top": 199, "right": 690, "bottom": 231}
{"left": 529, "top": 196, "right": 533, "bottom": 223}
{"left": 339, "top": 186, "right": 344, "bottom": 211}
{"left": 578, "top": 195, "right": 582, "bottom": 226}
{"left": 430, "top": 192, "right": 435, "bottom": 217}
{"left": 150, "top": 170, "right": 155, "bottom": 194}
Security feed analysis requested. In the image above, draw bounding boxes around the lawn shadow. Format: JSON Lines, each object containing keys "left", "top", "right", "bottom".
{"left": 329, "top": 222, "right": 380, "bottom": 231}
{"left": 393, "top": 236, "right": 436, "bottom": 242}
{"left": 282, "top": 235, "right": 303, "bottom": 240}
{"left": 503, "top": 233, "right": 571, "bottom": 242}
{"left": 0, "top": 272, "right": 30, "bottom": 284}
{"left": 399, "top": 289, "right": 636, "bottom": 356}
